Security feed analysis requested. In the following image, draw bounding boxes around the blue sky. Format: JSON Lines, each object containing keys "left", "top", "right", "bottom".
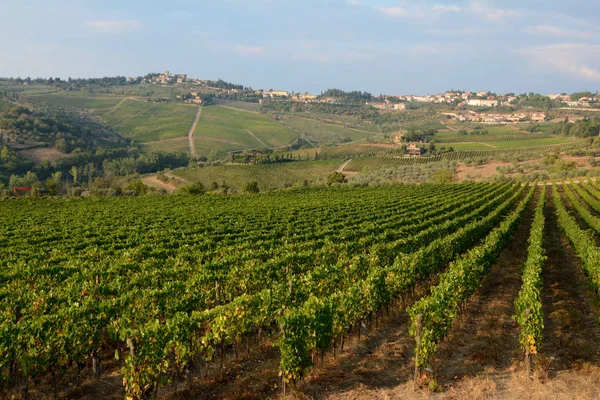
{"left": 2, "top": 0, "right": 599, "bottom": 95}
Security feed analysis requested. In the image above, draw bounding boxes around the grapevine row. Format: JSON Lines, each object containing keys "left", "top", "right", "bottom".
{"left": 407, "top": 184, "right": 535, "bottom": 368}
{"left": 514, "top": 183, "right": 546, "bottom": 370}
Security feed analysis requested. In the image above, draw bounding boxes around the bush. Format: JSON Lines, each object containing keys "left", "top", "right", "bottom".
{"left": 125, "top": 179, "right": 148, "bottom": 196}
{"left": 327, "top": 172, "right": 347, "bottom": 186}
{"left": 178, "top": 183, "right": 205, "bottom": 195}
{"left": 430, "top": 169, "right": 454, "bottom": 184}
{"left": 243, "top": 181, "right": 260, "bottom": 194}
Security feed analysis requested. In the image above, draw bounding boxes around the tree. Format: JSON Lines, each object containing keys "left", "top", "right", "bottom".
{"left": 46, "top": 171, "right": 63, "bottom": 196}
{"left": 327, "top": 172, "right": 347, "bottom": 186}
{"left": 125, "top": 179, "right": 148, "bottom": 196}
{"left": 84, "top": 162, "right": 96, "bottom": 186}
{"left": 70, "top": 165, "right": 79, "bottom": 185}
{"left": 178, "top": 183, "right": 205, "bottom": 195}
{"left": 430, "top": 169, "right": 454, "bottom": 184}
{"left": 243, "top": 181, "right": 260, "bottom": 194}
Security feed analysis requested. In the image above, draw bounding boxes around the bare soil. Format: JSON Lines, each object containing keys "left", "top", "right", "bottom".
{"left": 457, "top": 155, "right": 600, "bottom": 182}
{"left": 457, "top": 160, "right": 513, "bottom": 181}
{"left": 142, "top": 176, "right": 180, "bottom": 193}
{"left": 427, "top": 188, "right": 535, "bottom": 393}
{"left": 539, "top": 192, "right": 600, "bottom": 376}
{"left": 17, "top": 147, "right": 70, "bottom": 164}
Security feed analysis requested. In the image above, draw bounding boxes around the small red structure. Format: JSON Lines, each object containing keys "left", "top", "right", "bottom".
{"left": 13, "top": 186, "right": 31, "bottom": 196}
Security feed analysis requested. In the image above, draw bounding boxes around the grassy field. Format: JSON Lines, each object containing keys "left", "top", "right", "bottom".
{"left": 0, "top": 99, "right": 15, "bottom": 111}
{"left": 194, "top": 106, "right": 296, "bottom": 150}
{"left": 276, "top": 115, "right": 377, "bottom": 145}
{"left": 142, "top": 138, "right": 190, "bottom": 154}
{"left": 441, "top": 142, "right": 495, "bottom": 150}
{"left": 172, "top": 159, "right": 342, "bottom": 192}
{"left": 105, "top": 102, "right": 198, "bottom": 142}
{"left": 322, "top": 123, "right": 375, "bottom": 141}
{"left": 26, "top": 93, "right": 123, "bottom": 109}
{"left": 487, "top": 137, "right": 575, "bottom": 148}
{"left": 98, "top": 99, "right": 151, "bottom": 125}
{"left": 442, "top": 137, "right": 576, "bottom": 150}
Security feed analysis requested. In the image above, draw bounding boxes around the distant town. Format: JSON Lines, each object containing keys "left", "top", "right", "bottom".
{"left": 124, "top": 70, "right": 599, "bottom": 112}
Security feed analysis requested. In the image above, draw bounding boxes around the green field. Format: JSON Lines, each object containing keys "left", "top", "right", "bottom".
{"left": 486, "top": 137, "right": 575, "bottom": 148}
{"left": 99, "top": 99, "right": 152, "bottom": 125}
{"left": 441, "top": 142, "right": 495, "bottom": 150}
{"left": 26, "top": 93, "right": 123, "bottom": 109}
{"left": 142, "top": 138, "right": 190, "bottom": 154}
{"left": 442, "top": 137, "right": 575, "bottom": 150}
{"left": 322, "top": 123, "right": 375, "bottom": 141}
{"left": 105, "top": 102, "right": 198, "bottom": 142}
{"left": 172, "top": 159, "right": 343, "bottom": 191}
{"left": 194, "top": 106, "right": 297, "bottom": 151}
{"left": 0, "top": 99, "right": 15, "bottom": 111}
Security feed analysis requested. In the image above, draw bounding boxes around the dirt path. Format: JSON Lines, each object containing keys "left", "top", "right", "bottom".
{"left": 142, "top": 176, "right": 179, "bottom": 193}
{"left": 292, "top": 304, "right": 418, "bottom": 399}
{"left": 188, "top": 105, "right": 202, "bottom": 158}
{"left": 245, "top": 129, "right": 270, "bottom": 149}
{"left": 540, "top": 191, "right": 600, "bottom": 376}
{"left": 431, "top": 189, "right": 535, "bottom": 391}
{"left": 112, "top": 103, "right": 153, "bottom": 127}
{"left": 337, "top": 159, "right": 359, "bottom": 177}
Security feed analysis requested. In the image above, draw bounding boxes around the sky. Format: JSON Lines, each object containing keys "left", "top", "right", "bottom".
{"left": 1, "top": 0, "right": 599, "bottom": 95}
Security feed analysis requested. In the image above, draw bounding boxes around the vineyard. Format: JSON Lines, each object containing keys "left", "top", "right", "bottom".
{"left": 3, "top": 180, "right": 600, "bottom": 399}
{"left": 343, "top": 141, "right": 587, "bottom": 171}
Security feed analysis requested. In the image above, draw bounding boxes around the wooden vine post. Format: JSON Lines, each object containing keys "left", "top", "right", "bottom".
{"left": 414, "top": 314, "right": 423, "bottom": 386}
{"left": 524, "top": 308, "right": 531, "bottom": 378}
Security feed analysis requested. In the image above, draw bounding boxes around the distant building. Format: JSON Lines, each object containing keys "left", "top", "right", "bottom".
{"left": 531, "top": 112, "right": 546, "bottom": 122}
{"left": 264, "top": 90, "right": 289, "bottom": 98}
{"left": 393, "top": 103, "right": 407, "bottom": 110}
{"left": 467, "top": 99, "right": 498, "bottom": 107}
{"left": 366, "top": 101, "right": 392, "bottom": 110}
{"left": 406, "top": 143, "right": 422, "bottom": 156}
{"left": 176, "top": 74, "right": 187, "bottom": 84}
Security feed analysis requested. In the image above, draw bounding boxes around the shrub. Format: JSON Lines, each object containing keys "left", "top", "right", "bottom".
{"left": 178, "top": 183, "right": 206, "bottom": 195}
{"left": 243, "top": 181, "right": 260, "bottom": 194}
{"left": 327, "top": 172, "right": 347, "bottom": 186}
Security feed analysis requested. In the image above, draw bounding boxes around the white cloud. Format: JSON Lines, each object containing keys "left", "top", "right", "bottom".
{"left": 468, "top": 1, "right": 520, "bottom": 22}
{"left": 432, "top": 4, "right": 461, "bottom": 13}
{"left": 233, "top": 45, "right": 266, "bottom": 57}
{"left": 523, "top": 25, "right": 595, "bottom": 40}
{"left": 518, "top": 43, "right": 600, "bottom": 80}
{"left": 377, "top": 7, "right": 409, "bottom": 18}
{"left": 86, "top": 20, "right": 141, "bottom": 33}
{"left": 426, "top": 26, "right": 488, "bottom": 36}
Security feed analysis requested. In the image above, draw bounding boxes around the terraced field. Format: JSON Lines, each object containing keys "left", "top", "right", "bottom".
{"left": 193, "top": 106, "right": 297, "bottom": 152}
{"left": 103, "top": 102, "right": 199, "bottom": 142}
{"left": 26, "top": 93, "right": 123, "bottom": 109}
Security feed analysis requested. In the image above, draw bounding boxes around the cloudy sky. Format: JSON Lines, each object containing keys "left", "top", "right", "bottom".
{"left": 2, "top": 0, "right": 599, "bottom": 95}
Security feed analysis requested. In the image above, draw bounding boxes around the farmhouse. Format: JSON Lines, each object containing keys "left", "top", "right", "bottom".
{"left": 406, "top": 143, "right": 422, "bottom": 156}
